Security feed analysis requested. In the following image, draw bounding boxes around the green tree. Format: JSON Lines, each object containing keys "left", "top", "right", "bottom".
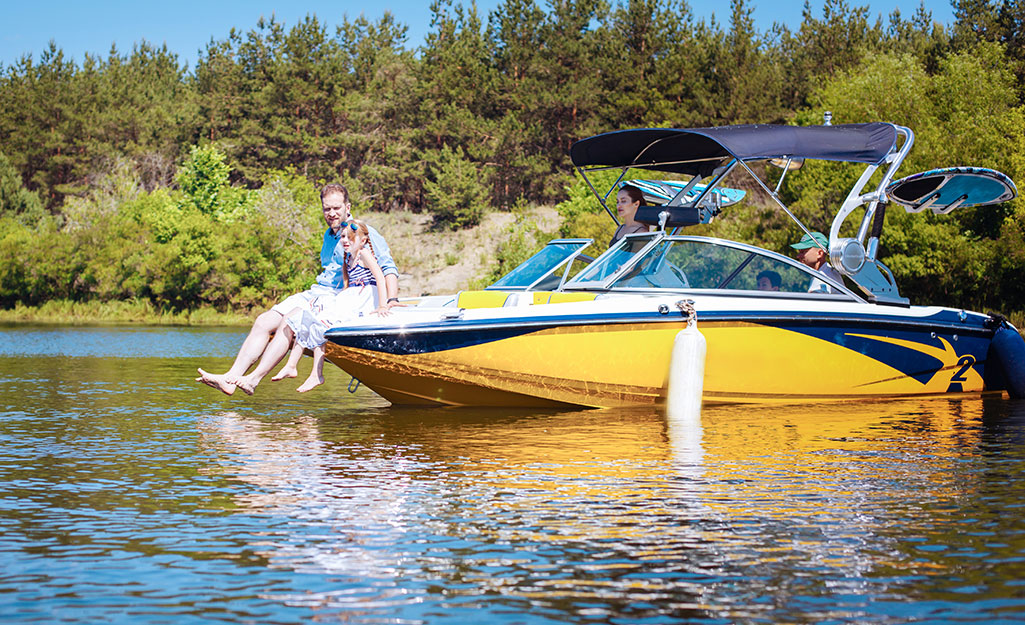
{"left": 193, "top": 29, "right": 247, "bottom": 145}
{"left": 790, "top": 45, "right": 1025, "bottom": 311}
{"left": 996, "top": 0, "right": 1025, "bottom": 98}
{"left": 0, "top": 41, "right": 193, "bottom": 210}
{"left": 486, "top": 0, "right": 552, "bottom": 204}
{"left": 773, "top": 0, "right": 884, "bottom": 113}
{"left": 424, "top": 144, "right": 489, "bottom": 229}
{"left": 88, "top": 42, "right": 197, "bottom": 190}
{"left": 195, "top": 15, "right": 347, "bottom": 183}
{"left": 0, "top": 152, "right": 44, "bottom": 226}
{"left": 951, "top": 0, "right": 1001, "bottom": 48}
{"left": 0, "top": 215, "right": 71, "bottom": 305}
{"left": 0, "top": 44, "right": 83, "bottom": 207}
{"left": 606, "top": 0, "right": 706, "bottom": 127}
{"left": 332, "top": 13, "right": 420, "bottom": 210}
{"left": 175, "top": 145, "right": 252, "bottom": 223}
{"left": 884, "top": 4, "right": 948, "bottom": 71}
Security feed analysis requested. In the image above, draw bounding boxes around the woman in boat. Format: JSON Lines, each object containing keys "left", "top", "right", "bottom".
{"left": 609, "top": 184, "right": 650, "bottom": 247}
{"left": 236, "top": 220, "right": 390, "bottom": 395}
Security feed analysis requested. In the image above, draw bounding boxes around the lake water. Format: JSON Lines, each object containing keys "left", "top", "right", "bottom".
{"left": 2, "top": 325, "right": 1025, "bottom": 624}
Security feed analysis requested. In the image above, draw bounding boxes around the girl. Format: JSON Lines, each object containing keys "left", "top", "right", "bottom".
{"left": 608, "top": 184, "right": 649, "bottom": 247}
{"left": 235, "top": 220, "right": 390, "bottom": 395}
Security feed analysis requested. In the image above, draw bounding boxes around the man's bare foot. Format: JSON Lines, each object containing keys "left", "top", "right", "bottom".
{"left": 297, "top": 373, "right": 324, "bottom": 393}
{"left": 235, "top": 376, "right": 258, "bottom": 396}
{"left": 271, "top": 366, "right": 298, "bottom": 382}
{"left": 196, "top": 368, "right": 236, "bottom": 396}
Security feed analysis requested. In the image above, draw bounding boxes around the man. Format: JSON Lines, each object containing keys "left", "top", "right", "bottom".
{"left": 791, "top": 231, "right": 843, "bottom": 293}
{"left": 197, "top": 183, "right": 399, "bottom": 394}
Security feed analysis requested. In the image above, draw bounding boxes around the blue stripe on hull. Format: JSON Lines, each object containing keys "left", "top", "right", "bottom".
{"left": 326, "top": 310, "right": 994, "bottom": 359}
{"left": 330, "top": 325, "right": 540, "bottom": 355}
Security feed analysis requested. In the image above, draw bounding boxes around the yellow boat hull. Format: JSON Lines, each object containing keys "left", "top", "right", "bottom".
{"left": 324, "top": 315, "right": 992, "bottom": 408}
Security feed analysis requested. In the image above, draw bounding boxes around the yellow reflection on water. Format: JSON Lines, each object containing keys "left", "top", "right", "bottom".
{"left": 698, "top": 397, "right": 986, "bottom": 514}
{"left": 195, "top": 396, "right": 1003, "bottom": 579}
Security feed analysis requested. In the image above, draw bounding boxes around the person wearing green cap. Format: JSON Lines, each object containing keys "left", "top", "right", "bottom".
{"left": 791, "top": 232, "right": 843, "bottom": 293}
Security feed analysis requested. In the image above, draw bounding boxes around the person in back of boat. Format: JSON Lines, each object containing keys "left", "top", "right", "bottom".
{"left": 609, "top": 184, "right": 650, "bottom": 247}
{"left": 791, "top": 231, "right": 843, "bottom": 293}
{"left": 756, "top": 270, "right": 781, "bottom": 291}
{"left": 236, "top": 220, "right": 390, "bottom": 396}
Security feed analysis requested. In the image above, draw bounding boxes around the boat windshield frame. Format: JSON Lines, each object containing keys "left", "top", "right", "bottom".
{"left": 485, "top": 238, "right": 594, "bottom": 292}
{"left": 562, "top": 232, "right": 865, "bottom": 302}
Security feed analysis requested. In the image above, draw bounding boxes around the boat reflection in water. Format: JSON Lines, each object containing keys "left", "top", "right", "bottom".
{"left": 195, "top": 397, "right": 1025, "bottom": 620}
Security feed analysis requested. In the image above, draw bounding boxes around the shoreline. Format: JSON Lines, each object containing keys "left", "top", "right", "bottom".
{"left": 0, "top": 300, "right": 254, "bottom": 327}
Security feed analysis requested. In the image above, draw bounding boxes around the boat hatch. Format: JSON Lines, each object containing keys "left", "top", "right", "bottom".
{"left": 485, "top": 238, "right": 593, "bottom": 292}
{"left": 886, "top": 167, "right": 1017, "bottom": 214}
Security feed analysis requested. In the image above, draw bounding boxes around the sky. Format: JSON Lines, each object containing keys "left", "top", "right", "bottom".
{"left": 2, "top": 0, "right": 957, "bottom": 70}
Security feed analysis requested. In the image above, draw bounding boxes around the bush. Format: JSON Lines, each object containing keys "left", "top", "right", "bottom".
{"left": 0, "top": 216, "right": 37, "bottom": 305}
{"left": 252, "top": 168, "right": 323, "bottom": 256}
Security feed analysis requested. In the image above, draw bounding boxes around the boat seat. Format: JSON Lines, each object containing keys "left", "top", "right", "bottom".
{"left": 456, "top": 290, "right": 513, "bottom": 308}
{"left": 547, "top": 292, "right": 598, "bottom": 304}
{"left": 455, "top": 290, "right": 600, "bottom": 308}
{"left": 528, "top": 292, "right": 598, "bottom": 304}
{"left": 502, "top": 292, "right": 596, "bottom": 306}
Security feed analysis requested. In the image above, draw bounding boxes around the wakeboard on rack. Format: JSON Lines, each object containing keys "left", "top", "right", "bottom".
{"left": 886, "top": 167, "right": 1017, "bottom": 214}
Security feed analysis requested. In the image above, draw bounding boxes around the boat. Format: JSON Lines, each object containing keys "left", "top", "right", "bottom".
{"left": 322, "top": 123, "right": 1025, "bottom": 408}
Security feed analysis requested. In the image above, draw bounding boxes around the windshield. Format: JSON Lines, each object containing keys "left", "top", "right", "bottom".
{"left": 568, "top": 236, "right": 853, "bottom": 297}
{"left": 569, "top": 234, "right": 655, "bottom": 285}
{"left": 488, "top": 239, "right": 593, "bottom": 290}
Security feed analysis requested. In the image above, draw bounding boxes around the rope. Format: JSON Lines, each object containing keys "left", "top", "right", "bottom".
{"left": 675, "top": 299, "right": 697, "bottom": 327}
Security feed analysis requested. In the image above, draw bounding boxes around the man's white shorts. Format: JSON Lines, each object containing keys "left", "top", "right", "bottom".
{"left": 270, "top": 284, "right": 341, "bottom": 316}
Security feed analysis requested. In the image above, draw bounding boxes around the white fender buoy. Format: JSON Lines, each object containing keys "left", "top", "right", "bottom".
{"left": 666, "top": 299, "right": 706, "bottom": 422}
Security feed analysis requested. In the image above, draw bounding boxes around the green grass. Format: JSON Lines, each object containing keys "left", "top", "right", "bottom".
{"left": 1005, "top": 311, "right": 1025, "bottom": 334}
{"left": 0, "top": 299, "right": 253, "bottom": 326}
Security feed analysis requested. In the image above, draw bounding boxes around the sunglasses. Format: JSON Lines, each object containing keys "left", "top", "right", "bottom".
{"left": 341, "top": 221, "right": 359, "bottom": 232}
